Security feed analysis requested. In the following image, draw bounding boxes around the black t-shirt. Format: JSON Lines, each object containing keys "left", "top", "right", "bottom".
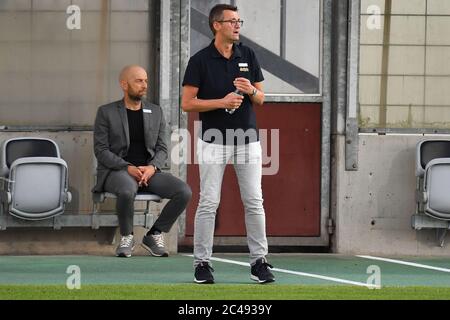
{"left": 182, "top": 40, "right": 264, "bottom": 145}
{"left": 124, "top": 108, "right": 149, "bottom": 166}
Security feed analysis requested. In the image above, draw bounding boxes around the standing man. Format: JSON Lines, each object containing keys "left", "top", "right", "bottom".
{"left": 181, "top": 4, "right": 275, "bottom": 284}
{"left": 93, "top": 65, "right": 192, "bottom": 258}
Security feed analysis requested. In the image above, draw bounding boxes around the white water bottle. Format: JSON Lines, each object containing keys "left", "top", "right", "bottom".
{"left": 225, "top": 90, "right": 243, "bottom": 114}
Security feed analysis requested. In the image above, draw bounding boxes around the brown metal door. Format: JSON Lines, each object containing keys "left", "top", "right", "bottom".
{"left": 184, "top": 103, "right": 321, "bottom": 238}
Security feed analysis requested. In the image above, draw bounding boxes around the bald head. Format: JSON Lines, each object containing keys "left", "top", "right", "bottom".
{"left": 119, "top": 65, "right": 148, "bottom": 102}
{"left": 119, "top": 65, "right": 146, "bottom": 83}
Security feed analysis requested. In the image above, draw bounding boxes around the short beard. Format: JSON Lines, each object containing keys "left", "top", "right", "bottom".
{"left": 128, "top": 94, "right": 143, "bottom": 102}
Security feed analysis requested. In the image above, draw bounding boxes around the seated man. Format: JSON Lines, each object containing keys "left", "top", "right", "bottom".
{"left": 92, "top": 65, "right": 192, "bottom": 258}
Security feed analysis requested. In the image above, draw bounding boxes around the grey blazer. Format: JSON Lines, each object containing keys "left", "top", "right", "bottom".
{"left": 92, "top": 99, "right": 168, "bottom": 193}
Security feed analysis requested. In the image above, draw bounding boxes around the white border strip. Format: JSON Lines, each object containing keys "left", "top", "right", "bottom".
{"left": 185, "top": 255, "right": 377, "bottom": 288}
{"left": 357, "top": 255, "right": 450, "bottom": 273}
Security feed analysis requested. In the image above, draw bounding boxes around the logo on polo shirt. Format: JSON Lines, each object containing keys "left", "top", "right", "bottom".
{"left": 239, "top": 62, "right": 249, "bottom": 72}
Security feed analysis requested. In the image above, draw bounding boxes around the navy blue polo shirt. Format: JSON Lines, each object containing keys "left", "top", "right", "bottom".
{"left": 182, "top": 40, "right": 264, "bottom": 145}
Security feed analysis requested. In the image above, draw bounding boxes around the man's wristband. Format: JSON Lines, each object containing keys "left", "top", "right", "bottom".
{"left": 251, "top": 88, "right": 257, "bottom": 97}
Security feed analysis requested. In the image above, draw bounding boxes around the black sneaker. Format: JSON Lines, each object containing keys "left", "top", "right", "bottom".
{"left": 194, "top": 262, "right": 215, "bottom": 284}
{"left": 251, "top": 258, "right": 275, "bottom": 283}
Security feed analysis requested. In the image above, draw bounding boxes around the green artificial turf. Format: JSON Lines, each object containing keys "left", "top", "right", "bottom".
{"left": 1, "top": 284, "right": 450, "bottom": 300}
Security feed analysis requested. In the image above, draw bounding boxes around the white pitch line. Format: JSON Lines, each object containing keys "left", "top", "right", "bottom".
{"left": 184, "top": 254, "right": 378, "bottom": 288}
{"left": 357, "top": 255, "right": 450, "bottom": 273}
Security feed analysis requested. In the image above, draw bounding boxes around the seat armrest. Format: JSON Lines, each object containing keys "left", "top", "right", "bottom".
{"left": 66, "top": 191, "right": 72, "bottom": 203}
{"left": 92, "top": 192, "right": 105, "bottom": 203}
{"left": 0, "top": 191, "right": 11, "bottom": 204}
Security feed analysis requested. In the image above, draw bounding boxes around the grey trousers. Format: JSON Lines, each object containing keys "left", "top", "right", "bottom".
{"left": 104, "top": 169, "right": 192, "bottom": 236}
{"left": 194, "top": 139, "right": 268, "bottom": 266}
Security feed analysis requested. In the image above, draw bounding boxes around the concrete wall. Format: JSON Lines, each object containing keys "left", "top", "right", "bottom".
{"left": 0, "top": 0, "right": 155, "bottom": 126}
{"left": 359, "top": 0, "right": 450, "bottom": 128}
{"left": 0, "top": 131, "right": 178, "bottom": 255}
{"left": 333, "top": 134, "right": 450, "bottom": 256}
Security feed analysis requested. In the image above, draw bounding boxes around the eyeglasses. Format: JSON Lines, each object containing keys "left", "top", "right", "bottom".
{"left": 217, "top": 19, "right": 244, "bottom": 27}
